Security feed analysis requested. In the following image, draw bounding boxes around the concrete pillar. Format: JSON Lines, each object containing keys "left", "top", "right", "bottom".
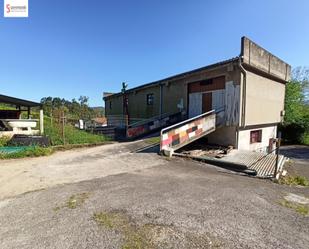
{"left": 39, "top": 109, "right": 44, "bottom": 134}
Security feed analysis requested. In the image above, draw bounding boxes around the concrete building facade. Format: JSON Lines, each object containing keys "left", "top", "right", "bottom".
{"left": 104, "top": 37, "right": 290, "bottom": 152}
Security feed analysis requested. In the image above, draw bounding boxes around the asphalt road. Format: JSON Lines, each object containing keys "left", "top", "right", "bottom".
{"left": 0, "top": 143, "right": 308, "bottom": 249}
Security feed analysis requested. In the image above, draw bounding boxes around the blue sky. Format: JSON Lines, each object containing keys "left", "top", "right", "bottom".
{"left": 1, "top": 0, "right": 308, "bottom": 106}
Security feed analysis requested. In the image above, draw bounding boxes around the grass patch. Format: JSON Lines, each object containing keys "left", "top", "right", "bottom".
{"left": 44, "top": 117, "right": 108, "bottom": 146}
{"left": 279, "top": 200, "right": 309, "bottom": 215}
{"left": 93, "top": 211, "right": 154, "bottom": 249}
{"left": 279, "top": 175, "right": 309, "bottom": 186}
{"left": 54, "top": 193, "right": 90, "bottom": 211}
{"left": 0, "top": 146, "right": 53, "bottom": 159}
{"left": 93, "top": 211, "right": 125, "bottom": 229}
{"left": 66, "top": 193, "right": 90, "bottom": 209}
{"left": 93, "top": 210, "right": 222, "bottom": 249}
{"left": 145, "top": 136, "right": 160, "bottom": 145}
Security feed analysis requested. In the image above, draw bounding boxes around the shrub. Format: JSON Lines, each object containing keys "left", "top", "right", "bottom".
{"left": 0, "top": 136, "right": 10, "bottom": 147}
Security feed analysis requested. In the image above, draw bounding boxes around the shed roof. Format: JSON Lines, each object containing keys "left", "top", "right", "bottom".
{"left": 0, "top": 94, "right": 42, "bottom": 107}
{"left": 104, "top": 57, "right": 239, "bottom": 100}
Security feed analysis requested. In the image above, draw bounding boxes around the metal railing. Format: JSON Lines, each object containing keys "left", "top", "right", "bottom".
{"left": 127, "top": 111, "right": 184, "bottom": 129}
{"left": 126, "top": 111, "right": 186, "bottom": 139}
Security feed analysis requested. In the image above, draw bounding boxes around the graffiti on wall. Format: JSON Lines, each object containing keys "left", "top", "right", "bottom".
{"left": 160, "top": 111, "right": 216, "bottom": 152}
{"left": 126, "top": 112, "right": 185, "bottom": 139}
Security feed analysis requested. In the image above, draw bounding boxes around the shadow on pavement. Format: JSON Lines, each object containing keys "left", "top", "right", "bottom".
{"left": 280, "top": 145, "right": 309, "bottom": 160}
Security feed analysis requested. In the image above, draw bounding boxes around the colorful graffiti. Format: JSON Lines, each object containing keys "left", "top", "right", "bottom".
{"left": 160, "top": 111, "right": 216, "bottom": 152}
{"left": 126, "top": 112, "right": 185, "bottom": 139}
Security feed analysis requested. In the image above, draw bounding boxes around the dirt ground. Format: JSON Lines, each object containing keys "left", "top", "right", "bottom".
{"left": 0, "top": 140, "right": 164, "bottom": 199}
{"left": 0, "top": 142, "right": 308, "bottom": 249}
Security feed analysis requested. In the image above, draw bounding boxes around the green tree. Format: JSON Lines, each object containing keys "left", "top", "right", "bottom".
{"left": 282, "top": 67, "right": 309, "bottom": 144}
{"left": 284, "top": 80, "right": 305, "bottom": 124}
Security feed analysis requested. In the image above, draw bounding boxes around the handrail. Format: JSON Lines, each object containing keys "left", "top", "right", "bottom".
{"left": 161, "top": 110, "right": 215, "bottom": 135}
{"left": 128, "top": 111, "right": 183, "bottom": 128}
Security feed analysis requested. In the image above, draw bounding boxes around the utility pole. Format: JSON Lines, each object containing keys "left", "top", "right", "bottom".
{"left": 121, "top": 82, "right": 129, "bottom": 128}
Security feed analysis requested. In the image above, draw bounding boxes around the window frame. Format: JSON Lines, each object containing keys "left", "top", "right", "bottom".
{"left": 250, "top": 129, "right": 262, "bottom": 144}
{"left": 146, "top": 93, "right": 154, "bottom": 106}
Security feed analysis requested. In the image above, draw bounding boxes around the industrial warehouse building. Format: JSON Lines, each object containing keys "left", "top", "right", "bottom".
{"left": 104, "top": 37, "right": 290, "bottom": 153}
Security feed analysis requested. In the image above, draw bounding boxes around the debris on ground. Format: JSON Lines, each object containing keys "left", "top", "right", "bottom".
{"left": 178, "top": 141, "right": 233, "bottom": 158}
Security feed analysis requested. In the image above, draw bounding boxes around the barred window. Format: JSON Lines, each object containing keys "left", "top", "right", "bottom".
{"left": 250, "top": 130, "right": 262, "bottom": 143}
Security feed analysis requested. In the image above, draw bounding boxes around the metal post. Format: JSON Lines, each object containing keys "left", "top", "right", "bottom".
{"left": 62, "top": 111, "right": 66, "bottom": 145}
{"left": 274, "top": 132, "right": 281, "bottom": 178}
{"left": 27, "top": 106, "right": 31, "bottom": 119}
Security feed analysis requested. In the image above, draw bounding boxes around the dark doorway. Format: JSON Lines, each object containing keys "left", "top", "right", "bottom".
{"left": 202, "top": 92, "right": 212, "bottom": 113}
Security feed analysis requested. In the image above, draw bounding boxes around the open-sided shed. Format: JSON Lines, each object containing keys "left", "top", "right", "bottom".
{"left": 0, "top": 94, "right": 44, "bottom": 137}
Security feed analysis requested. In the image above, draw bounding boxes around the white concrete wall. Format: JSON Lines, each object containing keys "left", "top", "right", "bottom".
{"left": 238, "top": 125, "right": 277, "bottom": 152}
{"left": 245, "top": 72, "right": 285, "bottom": 126}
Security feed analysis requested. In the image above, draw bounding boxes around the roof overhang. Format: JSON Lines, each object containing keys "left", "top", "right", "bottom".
{"left": 0, "top": 94, "right": 42, "bottom": 108}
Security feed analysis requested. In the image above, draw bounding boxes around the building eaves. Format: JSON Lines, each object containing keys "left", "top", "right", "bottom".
{"left": 0, "top": 94, "right": 42, "bottom": 107}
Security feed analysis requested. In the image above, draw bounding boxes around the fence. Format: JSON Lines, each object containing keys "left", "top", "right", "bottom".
{"left": 44, "top": 110, "right": 107, "bottom": 145}
{"left": 106, "top": 115, "right": 147, "bottom": 128}
{"left": 160, "top": 110, "right": 216, "bottom": 154}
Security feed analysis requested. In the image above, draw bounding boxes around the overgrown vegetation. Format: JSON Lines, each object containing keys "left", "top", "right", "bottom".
{"left": 40, "top": 96, "right": 107, "bottom": 146}
{"left": 279, "top": 200, "right": 309, "bottom": 215}
{"left": 279, "top": 175, "right": 309, "bottom": 186}
{"left": 280, "top": 67, "right": 309, "bottom": 145}
{"left": 0, "top": 146, "right": 53, "bottom": 159}
{"left": 0, "top": 136, "right": 10, "bottom": 147}
{"left": 44, "top": 116, "right": 107, "bottom": 146}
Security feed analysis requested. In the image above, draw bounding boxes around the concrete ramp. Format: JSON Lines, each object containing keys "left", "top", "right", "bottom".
{"left": 220, "top": 150, "right": 286, "bottom": 178}
{"left": 160, "top": 110, "right": 216, "bottom": 155}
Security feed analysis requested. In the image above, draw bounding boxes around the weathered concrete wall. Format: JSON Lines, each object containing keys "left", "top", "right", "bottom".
{"left": 238, "top": 125, "right": 277, "bottom": 152}
{"left": 105, "top": 60, "right": 241, "bottom": 123}
{"left": 127, "top": 85, "right": 161, "bottom": 119}
{"left": 242, "top": 37, "right": 291, "bottom": 81}
{"left": 244, "top": 71, "right": 285, "bottom": 126}
{"left": 105, "top": 94, "right": 123, "bottom": 117}
{"left": 206, "top": 126, "right": 237, "bottom": 147}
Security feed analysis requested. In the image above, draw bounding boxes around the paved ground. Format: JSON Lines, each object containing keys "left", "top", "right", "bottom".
{"left": 280, "top": 145, "right": 309, "bottom": 178}
{"left": 0, "top": 142, "right": 308, "bottom": 249}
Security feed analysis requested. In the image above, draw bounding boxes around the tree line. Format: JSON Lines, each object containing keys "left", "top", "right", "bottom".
{"left": 40, "top": 96, "right": 104, "bottom": 120}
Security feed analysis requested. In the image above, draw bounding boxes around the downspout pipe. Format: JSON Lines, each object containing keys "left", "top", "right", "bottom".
{"left": 238, "top": 56, "right": 247, "bottom": 128}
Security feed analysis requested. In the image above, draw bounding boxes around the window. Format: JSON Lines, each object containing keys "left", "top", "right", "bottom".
{"left": 250, "top": 130, "right": 262, "bottom": 144}
{"left": 200, "top": 78, "right": 213, "bottom": 86}
{"left": 146, "top": 93, "right": 154, "bottom": 105}
{"left": 109, "top": 101, "right": 112, "bottom": 109}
